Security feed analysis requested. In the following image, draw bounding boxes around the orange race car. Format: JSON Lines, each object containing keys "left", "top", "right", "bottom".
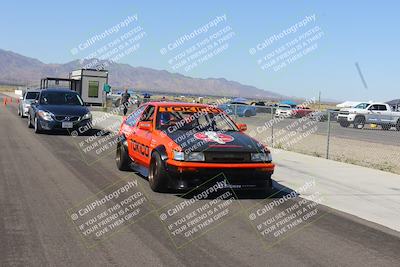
{"left": 115, "top": 102, "right": 275, "bottom": 192}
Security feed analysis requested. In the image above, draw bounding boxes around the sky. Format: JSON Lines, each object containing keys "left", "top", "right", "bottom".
{"left": 0, "top": 0, "right": 399, "bottom": 101}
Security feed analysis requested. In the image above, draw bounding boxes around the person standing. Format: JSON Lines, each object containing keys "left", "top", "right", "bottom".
{"left": 121, "top": 89, "right": 131, "bottom": 116}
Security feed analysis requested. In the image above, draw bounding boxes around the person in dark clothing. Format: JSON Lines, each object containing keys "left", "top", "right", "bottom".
{"left": 121, "top": 89, "right": 131, "bottom": 115}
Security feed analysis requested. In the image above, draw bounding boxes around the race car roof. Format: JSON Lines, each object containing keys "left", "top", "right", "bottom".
{"left": 144, "top": 101, "right": 214, "bottom": 108}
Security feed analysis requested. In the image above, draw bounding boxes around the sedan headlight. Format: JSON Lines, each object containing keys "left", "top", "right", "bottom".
{"left": 185, "top": 152, "right": 205, "bottom": 162}
{"left": 81, "top": 112, "right": 92, "bottom": 120}
{"left": 251, "top": 152, "right": 272, "bottom": 162}
{"left": 37, "top": 110, "right": 54, "bottom": 121}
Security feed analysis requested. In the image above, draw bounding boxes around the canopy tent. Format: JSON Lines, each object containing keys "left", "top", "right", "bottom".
{"left": 280, "top": 100, "right": 297, "bottom": 107}
{"left": 336, "top": 101, "right": 372, "bottom": 108}
{"left": 386, "top": 99, "right": 400, "bottom": 106}
{"left": 232, "top": 97, "right": 248, "bottom": 103}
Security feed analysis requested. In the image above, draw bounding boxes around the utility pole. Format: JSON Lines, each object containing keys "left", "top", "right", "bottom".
{"left": 318, "top": 91, "right": 321, "bottom": 110}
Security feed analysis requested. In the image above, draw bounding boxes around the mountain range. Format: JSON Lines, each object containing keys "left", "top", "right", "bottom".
{"left": 0, "top": 48, "right": 283, "bottom": 99}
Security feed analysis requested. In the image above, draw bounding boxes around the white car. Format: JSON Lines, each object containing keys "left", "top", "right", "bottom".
{"left": 275, "top": 104, "right": 294, "bottom": 118}
{"left": 18, "top": 89, "right": 40, "bottom": 117}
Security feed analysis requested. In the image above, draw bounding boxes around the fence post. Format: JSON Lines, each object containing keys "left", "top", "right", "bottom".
{"left": 326, "top": 110, "right": 331, "bottom": 159}
{"left": 270, "top": 107, "right": 274, "bottom": 148}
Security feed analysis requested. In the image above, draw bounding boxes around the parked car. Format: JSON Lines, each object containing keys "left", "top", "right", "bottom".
{"left": 27, "top": 88, "right": 92, "bottom": 134}
{"left": 275, "top": 104, "right": 294, "bottom": 118}
{"left": 218, "top": 101, "right": 257, "bottom": 117}
{"left": 337, "top": 102, "right": 400, "bottom": 130}
{"left": 18, "top": 89, "right": 40, "bottom": 117}
{"left": 116, "top": 102, "right": 274, "bottom": 192}
{"left": 292, "top": 106, "right": 314, "bottom": 118}
{"left": 250, "top": 101, "right": 275, "bottom": 113}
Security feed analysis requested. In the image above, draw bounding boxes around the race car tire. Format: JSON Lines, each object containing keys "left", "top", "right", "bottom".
{"left": 382, "top": 124, "right": 391, "bottom": 131}
{"left": 34, "top": 117, "right": 43, "bottom": 134}
{"left": 244, "top": 110, "right": 252, "bottom": 117}
{"left": 149, "top": 152, "right": 169, "bottom": 192}
{"left": 353, "top": 116, "right": 365, "bottom": 129}
{"left": 27, "top": 114, "right": 33, "bottom": 128}
{"left": 339, "top": 121, "right": 350, "bottom": 128}
{"left": 115, "top": 142, "right": 132, "bottom": 171}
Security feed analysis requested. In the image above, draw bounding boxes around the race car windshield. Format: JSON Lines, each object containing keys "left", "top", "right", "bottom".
{"left": 40, "top": 92, "right": 84, "bottom": 106}
{"left": 156, "top": 107, "right": 239, "bottom": 132}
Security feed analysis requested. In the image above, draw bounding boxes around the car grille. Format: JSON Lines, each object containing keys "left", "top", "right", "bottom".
{"left": 54, "top": 115, "right": 80, "bottom": 122}
{"left": 339, "top": 111, "right": 349, "bottom": 115}
{"left": 204, "top": 152, "right": 250, "bottom": 163}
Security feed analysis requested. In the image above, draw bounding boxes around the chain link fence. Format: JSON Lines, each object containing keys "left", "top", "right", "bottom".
{"left": 226, "top": 104, "right": 400, "bottom": 174}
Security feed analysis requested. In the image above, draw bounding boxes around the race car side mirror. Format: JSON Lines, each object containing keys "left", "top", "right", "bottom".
{"left": 237, "top": 123, "right": 247, "bottom": 132}
{"left": 138, "top": 121, "right": 152, "bottom": 131}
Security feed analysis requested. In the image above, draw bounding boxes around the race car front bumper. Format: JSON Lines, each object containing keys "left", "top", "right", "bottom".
{"left": 165, "top": 159, "right": 275, "bottom": 191}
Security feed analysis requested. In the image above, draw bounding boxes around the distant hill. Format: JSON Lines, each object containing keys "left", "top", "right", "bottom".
{"left": 0, "top": 48, "right": 283, "bottom": 99}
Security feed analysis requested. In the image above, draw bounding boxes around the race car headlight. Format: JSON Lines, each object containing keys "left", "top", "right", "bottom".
{"left": 173, "top": 150, "right": 185, "bottom": 161}
{"left": 251, "top": 152, "right": 272, "bottom": 162}
{"left": 185, "top": 152, "right": 205, "bottom": 162}
{"left": 81, "top": 112, "right": 92, "bottom": 120}
{"left": 37, "top": 110, "right": 54, "bottom": 121}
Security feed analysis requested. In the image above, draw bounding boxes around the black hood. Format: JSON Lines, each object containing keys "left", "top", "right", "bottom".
{"left": 38, "top": 104, "right": 89, "bottom": 116}
{"left": 165, "top": 130, "right": 264, "bottom": 153}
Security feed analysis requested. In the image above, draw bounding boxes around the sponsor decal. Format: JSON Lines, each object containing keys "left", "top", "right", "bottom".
{"left": 194, "top": 131, "right": 234, "bottom": 144}
{"left": 159, "top": 106, "right": 219, "bottom": 113}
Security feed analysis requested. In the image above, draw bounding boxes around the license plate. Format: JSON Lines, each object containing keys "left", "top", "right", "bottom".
{"left": 62, "top": 122, "right": 73, "bottom": 128}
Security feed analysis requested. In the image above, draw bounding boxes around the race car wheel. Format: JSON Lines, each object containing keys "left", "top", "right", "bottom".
{"left": 339, "top": 121, "right": 350, "bottom": 128}
{"left": 148, "top": 152, "right": 169, "bottom": 192}
{"left": 353, "top": 116, "right": 365, "bottom": 129}
{"left": 115, "top": 142, "right": 132, "bottom": 171}
{"left": 244, "top": 110, "right": 252, "bottom": 117}
{"left": 27, "top": 114, "right": 33, "bottom": 128}
{"left": 34, "top": 117, "right": 43, "bottom": 134}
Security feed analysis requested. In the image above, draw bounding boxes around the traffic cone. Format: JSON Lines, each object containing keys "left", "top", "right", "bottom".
{"left": 9, "top": 97, "right": 12, "bottom": 103}
{"left": 3, "top": 97, "right": 7, "bottom": 105}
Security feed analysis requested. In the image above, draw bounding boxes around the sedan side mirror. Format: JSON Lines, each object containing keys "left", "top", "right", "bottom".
{"left": 237, "top": 123, "right": 247, "bottom": 132}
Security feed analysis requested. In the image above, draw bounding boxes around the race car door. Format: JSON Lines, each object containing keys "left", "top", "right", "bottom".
{"left": 121, "top": 105, "right": 146, "bottom": 160}
{"left": 133, "top": 105, "right": 155, "bottom": 166}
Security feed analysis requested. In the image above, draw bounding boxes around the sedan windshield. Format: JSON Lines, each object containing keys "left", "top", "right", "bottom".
{"left": 25, "top": 92, "right": 39, "bottom": 100}
{"left": 156, "top": 106, "right": 238, "bottom": 132}
{"left": 40, "top": 92, "right": 84, "bottom": 106}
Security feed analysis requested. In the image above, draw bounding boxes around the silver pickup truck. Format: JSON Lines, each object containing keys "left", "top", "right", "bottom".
{"left": 337, "top": 103, "right": 400, "bottom": 130}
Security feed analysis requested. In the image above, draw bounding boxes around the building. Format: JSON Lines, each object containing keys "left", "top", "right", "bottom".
{"left": 69, "top": 69, "right": 109, "bottom": 105}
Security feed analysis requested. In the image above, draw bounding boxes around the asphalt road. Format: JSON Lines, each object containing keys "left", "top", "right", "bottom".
{"left": 1, "top": 97, "right": 400, "bottom": 266}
